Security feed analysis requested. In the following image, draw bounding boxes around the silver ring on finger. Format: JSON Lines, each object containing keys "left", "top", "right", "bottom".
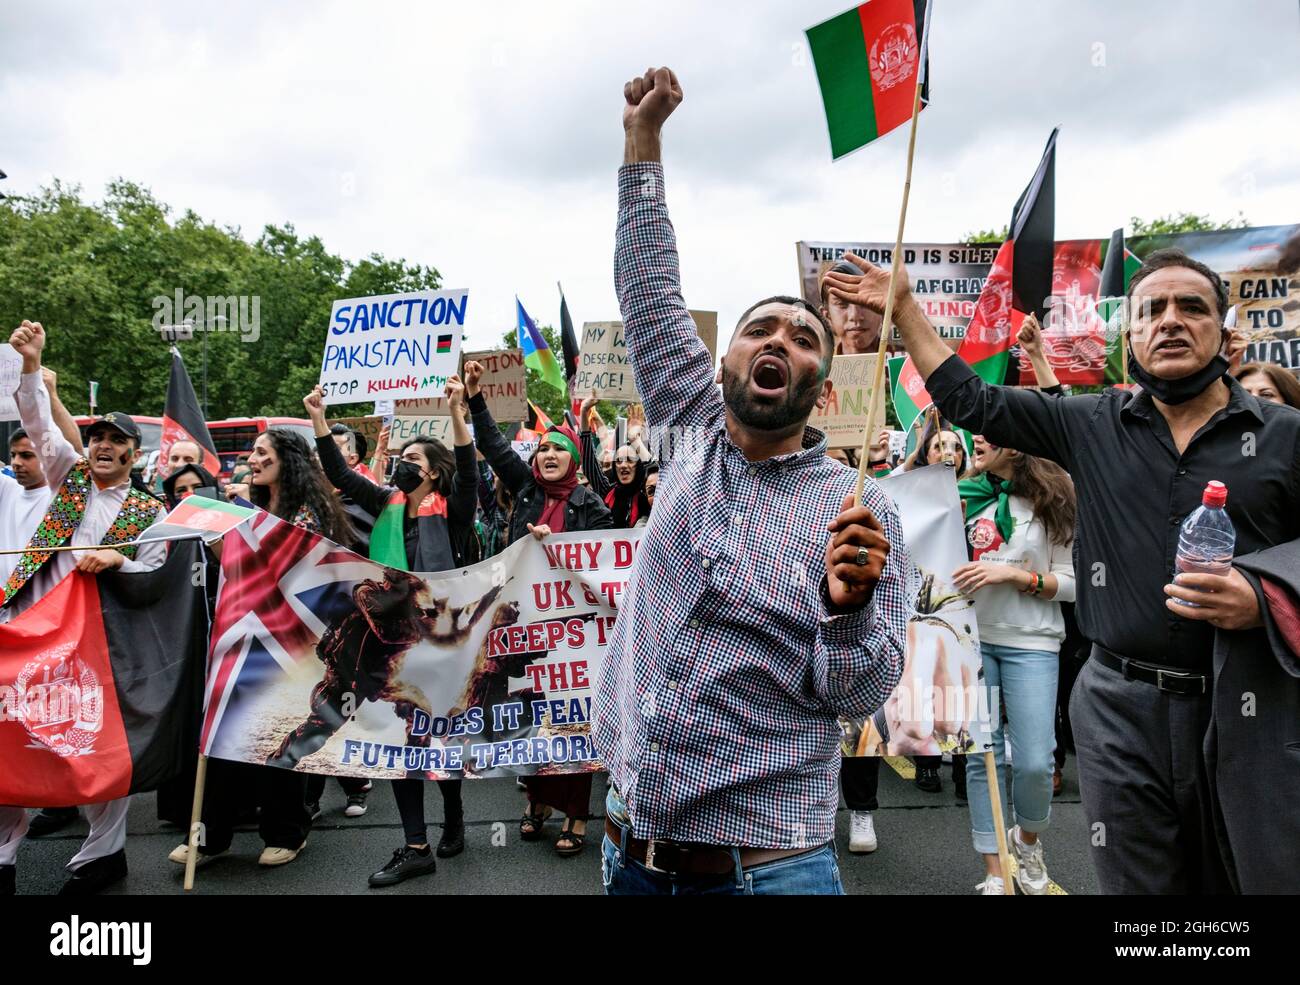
{"left": 854, "top": 546, "right": 870, "bottom": 567}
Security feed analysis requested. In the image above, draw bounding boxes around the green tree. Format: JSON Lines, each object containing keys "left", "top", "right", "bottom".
{"left": 1129, "top": 212, "right": 1249, "bottom": 237}
{"left": 0, "top": 180, "right": 440, "bottom": 421}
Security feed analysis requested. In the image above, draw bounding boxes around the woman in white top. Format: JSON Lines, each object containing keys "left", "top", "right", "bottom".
{"left": 953, "top": 434, "right": 1076, "bottom": 896}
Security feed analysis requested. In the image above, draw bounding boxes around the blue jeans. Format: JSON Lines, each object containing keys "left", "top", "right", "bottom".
{"left": 966, "top": 641, "right": 1058, "bottom": 855}
{"left": 601, "top": 787, "right": 844, "bottom": 895}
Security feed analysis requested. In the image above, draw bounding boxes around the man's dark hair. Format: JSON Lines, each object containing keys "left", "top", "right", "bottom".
{"left": 8, "top": 428, "right": 28, "bottom": 445}
{"left": 1128, "top": 248, "right": 1230, "bottom": 319}
{"left": 733, "top": 295, "right": 835, "bottom": 376}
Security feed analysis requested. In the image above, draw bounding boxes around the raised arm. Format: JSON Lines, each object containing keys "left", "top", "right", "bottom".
{"left": 303, "top": 386, "right": 391, "bottom": 517}
{"left": 616, "top": 67, "right": 720, "bottom": 432}
{"left": 464, "top": 361, "right": 532, "bottom": 495}
{"left": 43, "top": 369, "right": 85, "bottom": 454}
{"left": 9, "top": 321, "right": 79, "bottom": 485}
{"left": 442, "top": 375, "right": 481, "bottom": 529}
{"left": 1016, "top": 314, "right": 1062, "bottom": 394}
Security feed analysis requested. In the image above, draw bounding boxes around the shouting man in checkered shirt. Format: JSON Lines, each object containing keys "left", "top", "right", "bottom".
{"left": 593, "top": 67, "right": 911, "bottom": 895}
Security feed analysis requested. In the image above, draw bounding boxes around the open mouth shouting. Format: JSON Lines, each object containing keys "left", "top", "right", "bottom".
{"left": 749, "top": 353, "right": 789, "bottom": 398}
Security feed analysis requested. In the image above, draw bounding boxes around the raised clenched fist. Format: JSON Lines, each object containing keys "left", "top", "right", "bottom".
{"left": 622, "top": 67, "right": 682, "bottom": 136}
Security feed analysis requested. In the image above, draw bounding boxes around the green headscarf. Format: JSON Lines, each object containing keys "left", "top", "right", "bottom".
{"left": 958, "top": 473, "right": 1015, "bottom": 542}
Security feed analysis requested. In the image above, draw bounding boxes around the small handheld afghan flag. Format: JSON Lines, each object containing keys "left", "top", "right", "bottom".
{"left": 517, "top": 298, "right": 567, "bottom": 393}
{"left": 955, "top": 128, "right": 1059, "bottom": 387}
{"left": 806, "top": 0, "right": 931, "bottom": 160}
{"left": 161, "top": 347, "right": 220, "bottom": 477}
{"left": 558, "top": 285, "right": 580, "bottom": 389}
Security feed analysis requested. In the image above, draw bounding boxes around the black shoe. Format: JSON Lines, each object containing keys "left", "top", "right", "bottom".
{"left": 436, "top": 819, "right": 465, "bottom": 859}
{"left": 0, "top": 864, "right": 14, "bottom": 895}
{"left": 58, "top": 849, "right": 127, "bottom": 896}
{"left": 306, "top": 800, "right": 322, "bottom": 821}
{"left": 368, "top": 845, "right": 436, "bottom": 887}
{"left": 916, "top": 767, "right": 942, "bottom": 793}
{"left": 954, "top": 776, "right": 968, "bottom": 802}
{"left": 27, "top": 807, "right": 79, "bottom": 837}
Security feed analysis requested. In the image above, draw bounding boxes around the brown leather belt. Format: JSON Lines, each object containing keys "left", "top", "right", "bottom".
{"left": 604, "top": 819, "right": 817, "bottom": 876}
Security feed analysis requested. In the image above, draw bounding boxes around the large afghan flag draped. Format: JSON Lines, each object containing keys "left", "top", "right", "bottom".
{"left": 806, "top": 0, "right": 931, "bottom": 160}
{"left": 0, "top": 542, "right": 209, "bottom": 806}
{"left": 955, "top": 128, "right": 1058, "bottom": 387}
{"left": 161, "top": 347, "right": 219, "bottom": 477}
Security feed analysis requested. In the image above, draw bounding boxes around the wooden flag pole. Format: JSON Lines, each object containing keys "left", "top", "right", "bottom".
{"left": 984, "top": 749, "right": 1016, "bottom": 894}
{"left": 855, "top": 77, "right": 925, "bottom": 503}
{"left": 183, "top": 753, "right": 209, "bottom": 891}
{"left": 0, "top": 541, "right": 152, "bottom": 556}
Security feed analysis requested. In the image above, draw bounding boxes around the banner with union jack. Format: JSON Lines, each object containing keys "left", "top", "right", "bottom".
{"left": 202, "top": 513, "right": 635, "bottom": 780}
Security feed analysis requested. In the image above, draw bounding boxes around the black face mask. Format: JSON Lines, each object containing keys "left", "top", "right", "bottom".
{"left": 1127, "top": 349, "right": 1230, "bottom": 405}
{"left": 392, "top": 460, "right": 428, "bottom": 494}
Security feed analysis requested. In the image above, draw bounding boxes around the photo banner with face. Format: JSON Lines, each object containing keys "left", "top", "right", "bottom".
{"left": 799, "top": 224, "right": 1300, "bottom": 384}
{"left": 392, "top": 348, "right": 527, "bottom": 423}
{"left": 810, "top": 353, "right": 888, "bottom": 449}
{"left": 574, "top": 311, "right": 718, "bottom": 402}
{"left": 841, "top": 465, "right": 993, "bottom": 758}
{"left": 0, "top": 343, "right": 21, "bottom": 421}
{"left": 201, "top": 515, "right": 643, "bottom": 780}
{"left": 318, "top": 288, "right": 467, "bottom": 405}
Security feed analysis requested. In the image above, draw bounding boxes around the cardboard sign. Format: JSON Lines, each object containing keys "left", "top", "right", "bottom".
{"left": 573, "top": 310, "right": 718, "bottom": 403}
{"left": 394, "top": 348, "right": 526, "bottom": 422}
{"left": 326, "top": 415, "right": 386, "bottom": 450}
{"left": 318, "top": 288, "right": 467, "bottom": 405}
{"left": 390, "top": 415, "right": 457, "bottom": 446}
{"left": 811, "top": 353, "right": 887, "bottom": 449}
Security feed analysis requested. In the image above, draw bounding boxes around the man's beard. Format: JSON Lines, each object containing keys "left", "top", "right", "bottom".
{"left": 721, "top": 362, "right": 824, "bottom": 432}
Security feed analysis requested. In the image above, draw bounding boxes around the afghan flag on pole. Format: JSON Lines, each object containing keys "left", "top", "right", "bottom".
{"left": 1097, "top": 228, "right": 1144, "bottom": 385}
{"left": 161, "top": 346, "right": 219, "bottom": 478}
{"left": 806, "top": 0, "right": 931, "bottom": 160}
{"left": 955, "top": 128, "right": 1059, "bottom": 387}
{"left": 559, "top": 287, "right": 580, "bottom": 388}
{"left": 517, "top": 298, "right": 566, "bottom": 393}
{"left": 0, "top": 543, "right": 208, "bottom": 806}
{"left": 136, "top": 494, "right": 256, "bottom": 544}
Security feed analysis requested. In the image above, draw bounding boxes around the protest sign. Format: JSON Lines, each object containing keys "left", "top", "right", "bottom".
{"left": 810, "top": 353, "right": 888, "bottom": 449}
{"left": 393, "top": 348, "right": 526, "bottom": 422}
{"left": 318, "top": 288, "right": 467, "bottom": 404}
{"left": 0, "top": 344, "right": 21, "bottom": 421}
{"left": 573, "top": 311, "right": 718, "bottom": 403}
{"left": 326, "top": 415, "right": 385, "bottom": 450}
{"left": 202, "top": 515, "right": 641, "bottom": 780}
{"left": 511, "top": 438, "right": 539, "bottom": 462}
{"left": 843, "top": 465, "right": 991, "bottom": 758}
{"left": 390, "top": 414, "right": 457, "bottom": 446}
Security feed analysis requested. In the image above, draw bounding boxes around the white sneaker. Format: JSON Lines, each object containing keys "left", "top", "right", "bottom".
{"left": 258, "top": 842, "right": 305, "bottom": 867}
{"left": 1010, "top": 825, "right": 1049, "bottom": 895}
{"left": 168, "top": 843, "right": 221, "bottom": 867}
{"left": 975, "top": 875, "right": 1006, "bottom": 895}
{"left": 848, "top": 810, "right": 878, "bottom": 853}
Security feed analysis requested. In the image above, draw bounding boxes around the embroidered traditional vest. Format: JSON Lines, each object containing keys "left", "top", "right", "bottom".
{"left": 2, "top": 459, "right": 164, "bottom": 607}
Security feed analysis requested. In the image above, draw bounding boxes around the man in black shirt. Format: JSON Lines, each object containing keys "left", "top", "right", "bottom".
{"left": 823, "top": 248, "right": 1300, "bottom": 894}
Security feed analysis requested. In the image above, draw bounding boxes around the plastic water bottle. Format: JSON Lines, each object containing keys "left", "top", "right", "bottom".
{"left": 1172, "top": 481, "right": 1235, "bottom": 607}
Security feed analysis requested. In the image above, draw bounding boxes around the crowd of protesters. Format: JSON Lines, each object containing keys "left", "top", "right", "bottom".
{"left": 3, "top": 65, "right": 1299, "bottom": 898}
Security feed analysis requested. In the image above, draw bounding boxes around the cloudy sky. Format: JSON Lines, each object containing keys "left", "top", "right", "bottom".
{"left": 3, "top": 0, "right": 1298, "bottom": 355}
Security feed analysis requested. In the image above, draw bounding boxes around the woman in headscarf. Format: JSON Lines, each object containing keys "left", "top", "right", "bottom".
{"left": 465, "top": 361, "right": 612, "bottom": 857}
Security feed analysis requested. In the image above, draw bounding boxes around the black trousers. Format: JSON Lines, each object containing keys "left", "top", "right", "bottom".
{"left": 1070, "top": 653, "right": 1229, "bottom": 894}
{"left": 201, "top": 760, "right": 311, "bottom": 854}
{"left": 392, "top": 778, "right": 463, "bottom": 845}
{"left": 840, "top": 756, "right": 880, "bottom": 811}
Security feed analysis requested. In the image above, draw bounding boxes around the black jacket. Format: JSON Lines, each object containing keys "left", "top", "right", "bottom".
{"left": 316, "top": 433, "right": 479, "bottom": 571}
{"left": 468, "top": 393, "right": 612, "bottom": 544}
{"left": 1207, "top": 541, "right": 1300, "bottom": 893}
